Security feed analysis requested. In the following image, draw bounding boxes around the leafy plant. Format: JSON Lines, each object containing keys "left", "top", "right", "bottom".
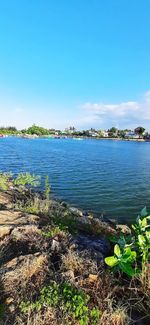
{"left": 20, "top": 301, "right": 31, "bottom": 314}
{"left": 14, "top": 173, "right": 40, "bottom": 188}
{"left": 132, "top": 207, "right": 150, "bottom": 271}
{"left": 0, "top": 172, "right": 12, "bottom": 191}
{"left": 105, "top": 244, "right": 137, "bottom": 276}
{"left": 42, "top": 226, "right": 62, "bottom": 238}
{"left": 20, "top": 282, "right": 101, "bottom": 325}
{"left": 23, "top": 196, "right": 40, "bottom": 214}
{"left": 90, "top": 307, "right": 102, "bottom": 325}
{"left": 105, "top": 207, "right": 150, "bottom": 277}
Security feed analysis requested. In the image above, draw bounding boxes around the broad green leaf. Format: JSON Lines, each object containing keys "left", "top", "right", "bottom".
{"left": 139, "top": 218, "right": 142, "bottom": 226}
{"left": 132, "top": 224, "right": 136, "bottom": 231}
{"left": 120, "top": 262, "right": 136, "bottom": 277}
{"left": 146, "top": 215, "right": 150, "bottom": 220}
{"left": 114, "top": 244, "right": 121, "bottom": 257}
{"left": 138, "top": 234, "right": 146, "bottom": 246}
{"left": 141, "top": 218, "right": 147, "bottom": 228}
{"left": 124, "top": 247, "right": 132, "bottom": 256}
{"left": 105, "top": 256, "right": 118, "bottom": 267}
{"left": 140, "top": 207, "right": 148, "bottom": 217}
{"left": 130, "top": 251, "right": 137, "bottom": 259}
{"left": 122, "top": 248, "right": 136, "bottom": 262}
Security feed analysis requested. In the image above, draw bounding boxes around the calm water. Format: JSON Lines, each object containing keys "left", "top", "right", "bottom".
{"left": 0, "top": 137, "right": 150, "bottom": 222}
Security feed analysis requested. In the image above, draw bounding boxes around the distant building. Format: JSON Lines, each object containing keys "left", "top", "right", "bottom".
{"left": 124, "top": 131, "right": 140, "bottom": 139}
{"left": 101, "top": 130, "right": 109, "bottom": 137}
{"left": 88, "top": 130, "right": 98, "bottom": 137}
{"left": 64, "top": 127, "right": 76, "bottom": 134}
{"left": 144, "top": 133, "right": 150, "bottom": 139}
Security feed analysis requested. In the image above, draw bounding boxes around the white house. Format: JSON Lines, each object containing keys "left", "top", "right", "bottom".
{"left": 124, "top": 131, "right": 139, "bottom": 139}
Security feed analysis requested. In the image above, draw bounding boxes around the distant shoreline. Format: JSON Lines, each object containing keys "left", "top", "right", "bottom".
{"left": 1, "top": 134, "right": 150, "bottom": 142}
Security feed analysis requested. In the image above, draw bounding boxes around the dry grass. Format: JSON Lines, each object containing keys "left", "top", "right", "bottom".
{"left": 1, "top": 253, "right": 48, "bottom": 304}
{"left": 61, "top": 250, "right": 98, "bottom": 280}
{"left": 61, "top": 251, "right": 85, "bottom": 274}
{"left": 139, "top": 266, "right": 150, "bottom": 293}
{"left": 100, "top": 305, "right": 130, "bottom": 325}
{"left": 0, "top": 184, "right": 149, "bottom": 325}
{"left": 79, "top": 271, "right": 115, "bottom": 311}
{"left": 21, "top": 255, "right": 48, "bottom": 281}
{"left": 126, "top": 267, "right": 150, "bottom": 319}
{"left": 15, "top": 307, "right": 59, "bottom": 325}
{"left": 15, "top": 307, "right": 79, "bottom": 325}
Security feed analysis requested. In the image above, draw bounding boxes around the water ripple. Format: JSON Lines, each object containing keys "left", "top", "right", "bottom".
{"left": 0, "top": 137, "right": 150, "bottom": 222}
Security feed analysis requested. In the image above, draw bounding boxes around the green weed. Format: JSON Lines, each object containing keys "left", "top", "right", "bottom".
{"left": 20, "top": 282, "right": 101, "bottom": 325}
{"left": 42, "top": 226, "right": 62, "bottom": 238}
{"left": 14, "top": 173, "right": 40, "bottom": 188}
{"left": 0, "top": 172, "right": 12, "bottom": 191}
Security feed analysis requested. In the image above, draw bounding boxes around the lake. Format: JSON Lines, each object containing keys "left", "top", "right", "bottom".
{"left": 0, "top": 136, "right": 150, "bottom": 223}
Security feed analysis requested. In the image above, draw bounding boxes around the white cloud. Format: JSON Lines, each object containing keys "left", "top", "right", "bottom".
{"left": 81, "top": 91, "right": 150, "bottom": 126}
{"left": 0, "top": 91, "right": 150, "bottom": 130}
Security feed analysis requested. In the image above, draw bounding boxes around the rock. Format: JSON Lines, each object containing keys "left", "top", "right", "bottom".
{"left": 11, "top": 225, "right": 41, "bottom": 240}
{"left": 5, "top": 297, "right": 14, "bottom": 305}
{"left": 51, "top": 239, "right": 60, "bottom": 251}
{"left": 90, "top": 218, "right": 117, "bottom": 235}
{"left": 60, "top": 201, "right": 68, "bottom": 208}
{"left": 62, "top": 270, "right": 75, "bottom": 282}
{"left": 116, "top": 224, "right": 131, "bottom": 234}
{"left": 74, "top": 234, "right": 110, "bottom": 257}
{"left": 0, "top": 226, "right": 12, "bottom": 238}
{"left": 0, "top": 253, "right": 48, "bottom": 296}
{"left": 83, "top": 211, "right": 89, "bottom": 217}
{"left": 88, "top": 274, "right": 98, "bottom": 283}
{"left": 79, "top": 215, "right": 90, "bottom": 225}
{"left": 0, "top": 192, "right": 11, "bottom": 205}
{"left": 0, "top": 210, "right": 39, "bottom": 227}
{"left": 69, "top": 207, "right": 83, "bottom": 217}
{"left": 8, "top": 303, "right": 15, "bottom": 313}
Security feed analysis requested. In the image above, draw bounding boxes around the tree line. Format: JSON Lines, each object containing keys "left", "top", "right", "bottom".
{"left": 0, "top": 124, "right": 147, "bottom": 137}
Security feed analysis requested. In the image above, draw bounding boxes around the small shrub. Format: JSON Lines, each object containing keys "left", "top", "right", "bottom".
{"left": 105, "top": 244, "right": 137, "bottom": 277}
{"left": 23, "top": 196, "right": 40, "bottom": 214}
{"left": 14, "top": 173, "right": 40, "bottom": 188}
{"left": 101, "top": 305, "right": 129, "bottom": 325}
{"left": 42, "top": 226, "right": 62, "bottom": 238}
{"left": 20, "top": 281, "right": 101, "bottom": 325}
{"left": 0, "top": 172, "right": 12, "bottom": 191}
{"left": 90, "top": 307, "right": 102, "bottom": 325}
{"left": 105, "top": 207, "right": 150, "bottom": 277}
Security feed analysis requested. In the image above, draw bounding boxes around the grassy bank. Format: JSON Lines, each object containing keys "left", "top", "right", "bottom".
{"left": 0, "top": 172, "right": 149, "bottom": 324}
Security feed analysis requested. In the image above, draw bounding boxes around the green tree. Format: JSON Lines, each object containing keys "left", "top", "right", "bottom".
{"left": 134, "top": 126, "right": 145, "bottom": 136}
{"left": 109, "top": 127, "right": 118, "bottom": 134}
{"left": 26, "top": 124, "right": 50, "bottom": 136}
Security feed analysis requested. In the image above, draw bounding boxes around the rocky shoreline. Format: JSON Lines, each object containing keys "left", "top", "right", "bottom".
{"left": 0, "top": 183, "right": 149, "bottom": 325}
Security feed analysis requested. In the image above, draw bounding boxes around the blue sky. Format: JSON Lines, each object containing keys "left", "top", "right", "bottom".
{"left": 0, "top": 0, "right": 150, "bottom": 130}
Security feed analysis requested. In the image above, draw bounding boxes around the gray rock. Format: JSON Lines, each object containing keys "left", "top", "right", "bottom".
{"left": 73, "top": 234, "right": 110, "bottom": 257}
{"left": 69, "top": 207, "right": 83, "bottom": 217}
{"left": 51, "top": 239, "right": 60, "bottom": 251}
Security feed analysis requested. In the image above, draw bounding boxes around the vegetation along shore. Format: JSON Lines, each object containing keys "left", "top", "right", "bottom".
{"left": 0, "top": 172, "right": 149, "bottom": 324}
{"left": 0, "top": 125, "right": 150, "bottom": 141}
